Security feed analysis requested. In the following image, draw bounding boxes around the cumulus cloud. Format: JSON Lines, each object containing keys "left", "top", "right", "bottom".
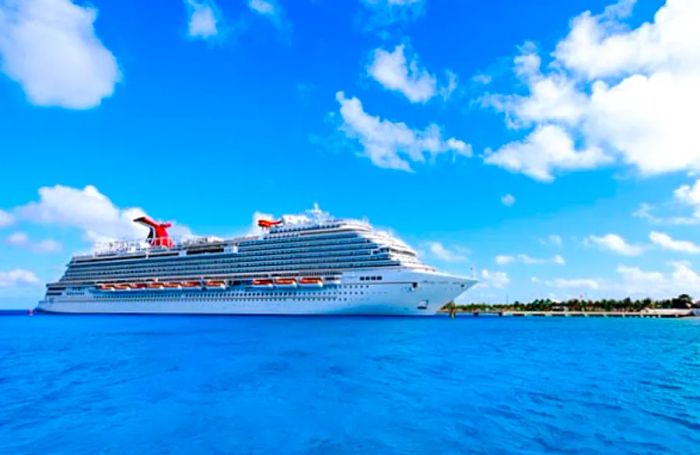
{"left": 616, "top": 261, "right": 700, "bottom": 298}
{"left": 0, "top": 269, "right": 39, "bottom": 287}
{"left": 500, "top": 193, "right": 515, "bottom": 206}
{"left": 425, "top": 241, "right": 468, "bottom": 263}
{"left": 368, "top": 45, "right": 456, "bottom": 103}
{"left": 13, "top": 184, "right": 192, "bottom": 244}
{"left": 674, "top": 179, "right": 700, "bottom": 217}
{"left": 484, "top": 124, "right": 610, "bottom": 182}
{"left": 5, "top": 231, "right": 62, "bottom": 253}
{"left": 587, "top": 233, "right": 644, "bottom": 256}
{"left": 185, "top": 0, "right": 220, "bottom": 39}
{"left": 477, "top": 269, "right": 510, "bottom": 289}
{"left": 484, "top": 0, "right": 700, "bottom": 180}
{"left": 335, "top": 91, "right": 471, "bottom": 171}
{"left": 649, "top": 231, "right": 700, "bottom": 254}
{"left": 0, "top": 209, "right": 13, "bottom": 228}
{"left": 0, "top": 0, "right": 120, "bottom": 109}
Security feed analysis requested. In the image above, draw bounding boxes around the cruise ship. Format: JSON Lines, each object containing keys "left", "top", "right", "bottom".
{"left": 38, "top": 207, "right": 476, "bottom": 316}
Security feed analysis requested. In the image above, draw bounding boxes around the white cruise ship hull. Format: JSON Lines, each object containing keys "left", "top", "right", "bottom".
{"left": 38, "top": 270, "right": 476, "bottom": 316}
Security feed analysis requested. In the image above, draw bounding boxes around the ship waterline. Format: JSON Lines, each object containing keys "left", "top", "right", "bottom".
{"left": 38, "top": 207, "right": 476, "bottom": 316}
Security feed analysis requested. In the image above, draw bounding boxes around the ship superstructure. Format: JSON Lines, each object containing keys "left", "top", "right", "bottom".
{"left": 38, "top": 207, "right": 476, "bottom": 315}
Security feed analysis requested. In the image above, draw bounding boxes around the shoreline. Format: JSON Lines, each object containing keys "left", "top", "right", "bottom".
{"left": 441, "top": 309, "right": 699, "bottom": 318}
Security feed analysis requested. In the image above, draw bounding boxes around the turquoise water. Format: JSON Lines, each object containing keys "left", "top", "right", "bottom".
{"left": 1, "top": 315, "right": 699, "bottom": 454}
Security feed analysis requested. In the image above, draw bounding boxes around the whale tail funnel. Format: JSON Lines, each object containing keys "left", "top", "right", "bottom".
{"left": 134, "top": 216, "right": 174, "bottom": 248}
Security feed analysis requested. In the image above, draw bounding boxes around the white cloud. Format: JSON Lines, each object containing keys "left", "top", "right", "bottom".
{"left": 484, "top": 124, "right": 611, "bottom": 182}
{"left": 14, "top": 184, "right": 192, "bottom": 244}
{"left": 360, "top": 0, "right": 425, "bottom": 26}
{"left": 488, "top": 44, "right": 590, "bottom": 128}
{"left": 633, "top": 201, "right": 699, "bottom": 225}
{"left": 615, "top": 261, "right": 700, "bottom": 298}
{"left": 587, "top": 233, "right": 644, "bottom": 256}
{"left": 519, "top": 253, "right": 565, "bottom": 265}
{"left": 674, "top": 179, "right": 700, "bottom": 217}
{"left": 478, "top": 269, "right": 510, "bottom": 289}
{"left": 335, "top": 91, "right": 471, "bottom": 171}
{"left": 495, "top": 253, "right": 565, "bottom": 265}
{"left": 5, "top": 231, "right": 61, "bottom": 253}
{"left": 634, "top": 180, "right": 700, "bottom": 225}
{"left": 0, "top": 0, "right": 120, "bottom": 109}
{"left": 0, "top": 209, "right": 13, "bottom": 228}
{"left": 543, "top": 278, "right": 600, "bottom": 290}
{"left": 633, "top": 202, "right": 660, "bottom": 222}
{"left": 649, "top": 231, "right": 700, "bottom": 254}
{"left": 440, "top": 70, "right": 458, "bottom": 100}
{"left": 495, "top": 255, "right": 514, "bottom": 266}
{"left": 0, "top": 269, "right": 39, "bottom": 287}
{"left": 425, "top": 241, "right": 468, "bottom": 263}
{"left": 473, "top": 73, "right": 492, "bottom": 85}
{"left": 5, "top": 231, "right": 28, "bottom": 246}
{"left": 545, "top": 234, "right": 563, "bottom": 247}
{"left": 485, "top": 0, "right": 700, "bottom": 180}
{"left": 185, "top": 0, "right": 220, "bottom": 39}
{"left": 500, "top": 193, "right": 515, "bottom": 206}
{"left": 248, "top": 0, "right": 285, "bottom": 26}
{"left": 367, "top": 45, "right": 438, "bottom": 103}
{"left": 248, "top": 0, "right": 275, "bottom": 15}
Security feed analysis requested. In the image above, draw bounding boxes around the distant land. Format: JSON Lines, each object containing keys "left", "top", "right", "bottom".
{"left": 444, "top": 294, "right": 699, "bottom": 313}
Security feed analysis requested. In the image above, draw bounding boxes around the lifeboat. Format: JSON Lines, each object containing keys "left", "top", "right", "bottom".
{"left": 98, "top": 284, "right": 115, "bottom": 291}
{"left": 273, "top": 278, "right": 297, "bottom": 288}
{"left": 181, "top": 281, "right": 202, "bottom": 289}
{"left": 251, "top": 278, "right": 274, "bottom": 289}
{"left": 324, "top": 277, "right": 341, "bottom": 286}
{"left": 162, "top": 282, "right": 182, "bottom": 289}
{"left": 205, "top": 280, "right": 227, "bottom": 290}
{"left": 147, "top": 282, "right": 165, "bottom": 290}
{"left": 113, "top": 283, "right": 131, "bottom": 291}
{"left": 299, "top": 277, "right": 323, "bottom": 288}
{"left": 131, "top": 283, "right": 147, "bottom": 290}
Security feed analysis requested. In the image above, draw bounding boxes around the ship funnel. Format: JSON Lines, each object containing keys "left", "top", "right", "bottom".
{"left": 133, "top": 216, "right": 174, "bottom": 248}
{"left": 257, "top": 219, "right": 282, "bottom": 229}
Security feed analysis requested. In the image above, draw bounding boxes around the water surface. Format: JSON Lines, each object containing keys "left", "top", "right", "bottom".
{"left": 1, "top": 315, "right": 699, "bottom": 454}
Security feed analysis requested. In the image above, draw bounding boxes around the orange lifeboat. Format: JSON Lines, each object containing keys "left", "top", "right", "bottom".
{"left": 113, "top": 283, "right": 131, "bottom": 291}
{"left": 147, "top": 282, "right": 165, "bottom": 290}
{"left": 252, "top": 278, "right": 274, "bottom": 289}
{"left": 162, "top": 282, "right": 182, "bottom": 289}
{"left": 98, "top": 284, "right": 115, "bottom": 291}
{"left": 131, "top": 283, "right": 147, "bottom": 290}
{"left": 181, "top": 281, "right": 202, "bottom": 289}
{"left": 299, "top": 277, "right": 323, "bottom": 288}
{"left": 274, "top": 278, "right": 297, "bottom": 288}
{"left": 205, "top": 280, "right": 226, "bottom": 289}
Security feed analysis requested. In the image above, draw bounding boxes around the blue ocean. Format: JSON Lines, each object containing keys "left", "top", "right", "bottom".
{"left": 1, "top": 315, "right": 699, "bottom": 454}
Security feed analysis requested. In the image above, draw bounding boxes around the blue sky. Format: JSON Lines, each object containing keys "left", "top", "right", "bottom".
{"left": 2, "top": 0, "right": 700, "bottom": 307}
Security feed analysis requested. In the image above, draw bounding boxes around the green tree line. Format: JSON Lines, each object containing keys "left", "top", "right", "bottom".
{"left": 443, "top": 294, "right": 697, "bottom": 312}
